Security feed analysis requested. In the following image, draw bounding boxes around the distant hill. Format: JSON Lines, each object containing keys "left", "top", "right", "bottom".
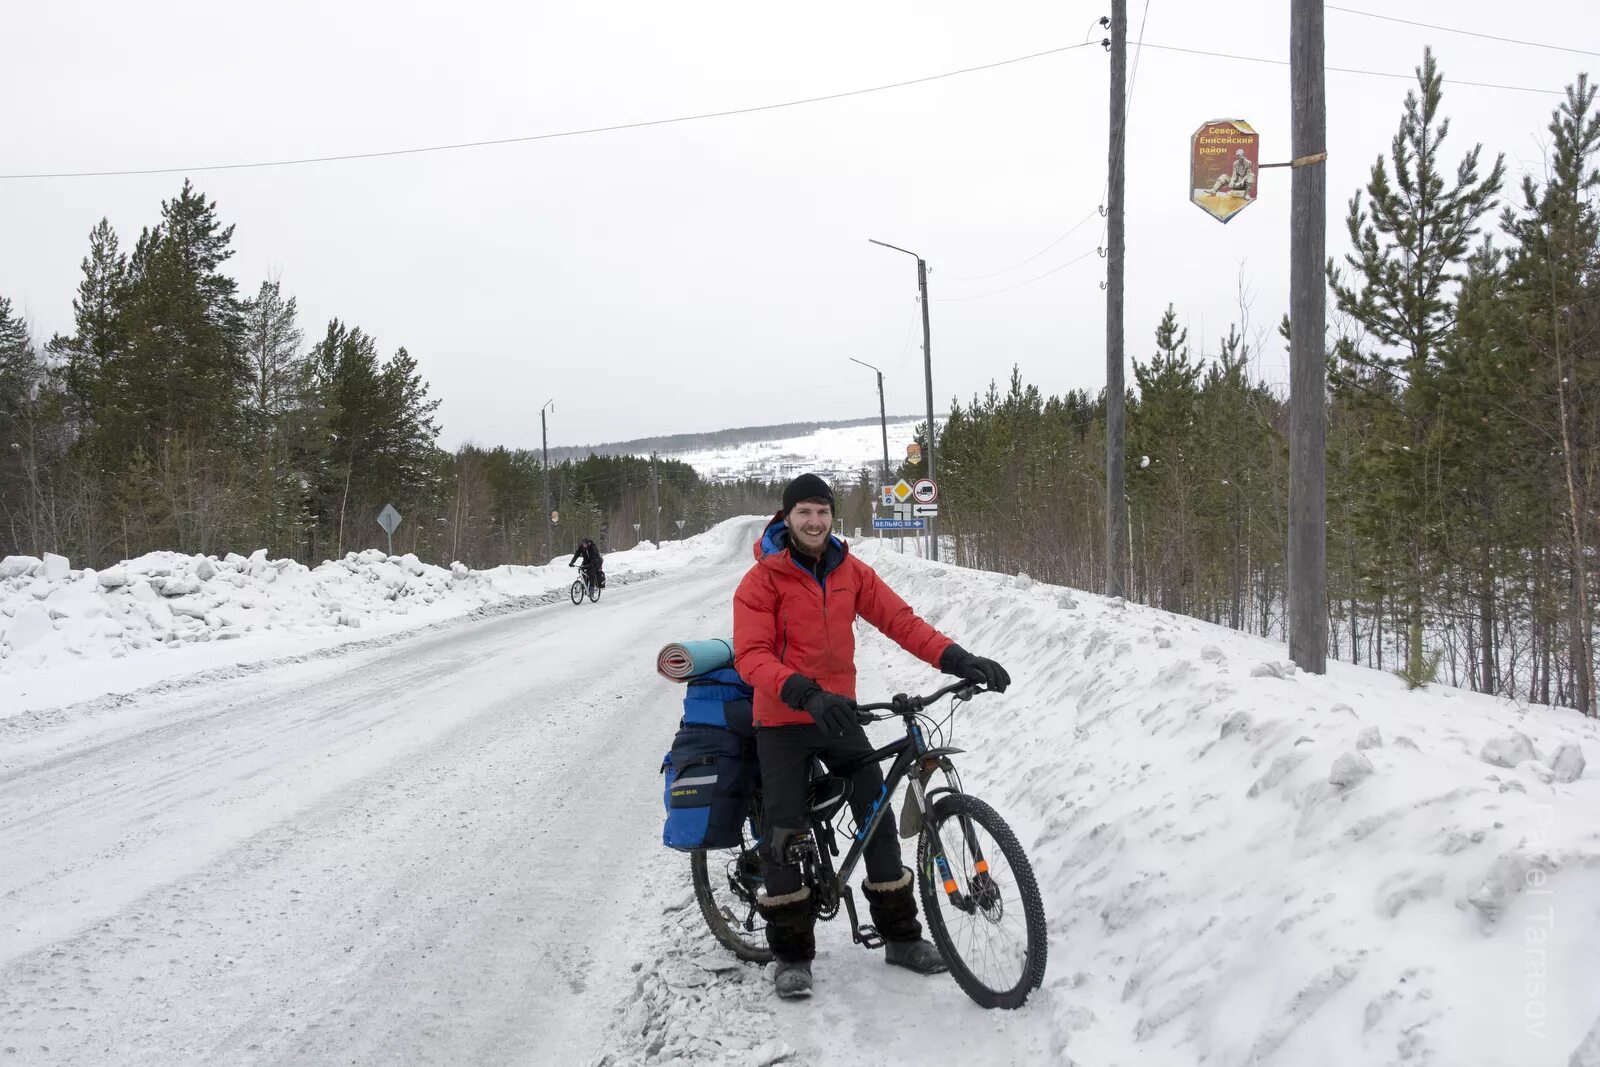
{"left": 548, "top": 415, "right": 941, "bottom": 486}
{"left": 546, "top": 416, "right": 925, "bottom": 465}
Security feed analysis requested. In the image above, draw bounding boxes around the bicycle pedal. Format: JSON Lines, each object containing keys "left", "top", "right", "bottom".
{"left": 855, "top": 923, "right": 884, "bottom": 950}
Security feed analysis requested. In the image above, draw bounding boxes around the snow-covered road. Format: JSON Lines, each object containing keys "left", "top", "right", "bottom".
{"left": 7, "top": 517, "right": 1599, "bottom": 1066}
{"left": 1, "top": 555, "right": 739, "bottom": 1066}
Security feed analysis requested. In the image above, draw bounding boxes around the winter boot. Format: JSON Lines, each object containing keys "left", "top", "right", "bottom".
{"left": 774, "top": 959, "right": 813, "bottom": 999}
{"left": 863, "top": 868, "right": 947, "bottom": 975}
{"left": 756, "top": 887, "right": 816, "bottom": 998}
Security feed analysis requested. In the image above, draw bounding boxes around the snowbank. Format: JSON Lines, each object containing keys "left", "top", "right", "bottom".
{"left": 851, "top": 545, "right": 1600, "bottom": 1066}
{"left": 0, "top": 518, "right": 760, "bottom": 719}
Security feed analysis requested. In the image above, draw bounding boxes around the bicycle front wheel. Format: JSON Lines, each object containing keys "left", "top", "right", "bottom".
{"left": 569, "top": 579, "right": 584, "bottom": 604}
{"left": 916, "top": 793, "right": 1047, "bottom": 1009}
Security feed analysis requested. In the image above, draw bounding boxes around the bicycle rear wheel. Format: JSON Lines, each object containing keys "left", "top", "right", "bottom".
{"left": 916, "top": 793, "right": 1047, "bottom": 1009}
{"left": 588, "top": 579, "right": 601, "bottom": 603}
{"left": 690, "top": 847, "right": 773, "bottom": 964}
{"left": 569, "top": 579, "right": 584, "bottom": 604}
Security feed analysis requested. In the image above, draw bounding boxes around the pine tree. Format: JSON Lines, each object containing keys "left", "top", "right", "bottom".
{"left": 1130, "top": 305, "right": 1203, "bottom": 611}
{"left": 0, "top": 294, "right": 44, "bottom": 548}
{"left": 45, "top": 218, "right": 127, "bottom": 433}
{"left": 1326, "top": 49, "right": 1505, "bottom": 682}
{"left": 240, "top": 278, "right": 311, "bottom": 552}
{"left": 0, "top": 295, "right": 34, "bottom": 417}
{"left": 1495, "top": 74, "right": 1600, "bottom": 713}
{"left": 105, "top": 180, "right": 247, "bottom": 462}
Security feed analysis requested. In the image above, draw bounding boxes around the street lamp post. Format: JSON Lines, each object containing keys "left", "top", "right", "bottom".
{"left": 540, "top": 398, "right": 555, "bottom": 564}
{"left": 869, "top": 238, "right": 938, "bottom": 560}
{"left": 848, "top": 357, "right": 892, "bottom": 489}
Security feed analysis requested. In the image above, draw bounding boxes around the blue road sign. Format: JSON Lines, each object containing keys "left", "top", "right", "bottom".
{"left": 872, "top": 518, "right": 927, "bottom": 530}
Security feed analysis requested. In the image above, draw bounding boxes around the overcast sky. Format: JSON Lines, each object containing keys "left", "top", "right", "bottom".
{"left": 4, "top": 1, "right": 1597, "bottom": 452}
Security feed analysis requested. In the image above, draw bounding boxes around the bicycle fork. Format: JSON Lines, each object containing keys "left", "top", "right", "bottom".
{"left": 908, "top": 775, "right": 995, "bottom": 917}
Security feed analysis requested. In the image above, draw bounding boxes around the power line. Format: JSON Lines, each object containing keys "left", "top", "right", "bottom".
{"left": 1126, "top": 0, "right": 1154, "bottom": 110}
{"left": 1326, "top": 5, "right": 1600, "bottom": 60}
{"left": 0, "top": 42, "right": 1100, "bottom": 181}
{"left": 939, "top": 206, "right": 1102, "bottom": 281}
{"left": 935, "top": 246, "right": 1101, "bottom": 302}
{"left": 1138, "top": 41, "right": 1565, "bottom": 95}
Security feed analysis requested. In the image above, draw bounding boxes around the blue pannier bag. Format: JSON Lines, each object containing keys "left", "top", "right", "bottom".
{"left": 661, "top": 668, "right": 757, "bottom": 850}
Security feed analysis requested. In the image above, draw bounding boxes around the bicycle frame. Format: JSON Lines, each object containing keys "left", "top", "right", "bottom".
{"left": 808, "top": 684, "right": 992, "bottom": 945}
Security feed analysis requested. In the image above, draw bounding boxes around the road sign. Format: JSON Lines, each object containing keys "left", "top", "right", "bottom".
{"left": 632, "top": 523, "right": 642, "bottom": 532}
{"left": 1190, "top": 119, "right": 1260, "bottom": 224}
{"left": 906, "top": 442, "right": 922, "bottom": 464}
{"left": 881, "top": 485, "right": 896, "bottom": 506}
{"left": 376, "top": 503, "right": 401, "bottom": 555}
{"left": 873, "top": 518, "right": 926, "bottom": 530}
{"left": 912, "top": 478, "right": 937, "bottom": 504}
{"left": 892, "top": 479, "right": 914, "bottom": 503}
{"left": 893, "top": 502, "right": 913, "bottom": 520}
{"left": 913, "top": 503, "right": 939, "bottom": 517}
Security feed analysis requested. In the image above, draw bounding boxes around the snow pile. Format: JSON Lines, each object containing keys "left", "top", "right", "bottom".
{"left": 1, "top": 548, "right": 527, "bottom": 673}
{"left": 600, "top": 538, "right": 1600, "bottom": 1066}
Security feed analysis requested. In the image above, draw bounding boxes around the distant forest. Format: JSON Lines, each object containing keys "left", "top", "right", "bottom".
{"left": 0, "top": 183, "right": 866, "bottom": 568}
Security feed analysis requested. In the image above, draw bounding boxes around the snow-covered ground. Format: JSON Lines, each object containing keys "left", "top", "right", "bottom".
{"left": 643, "top": 418, "right": 935, "bottom": 485}
{"left": 4, "top": 519, "right": 1599, "bottom": 1066}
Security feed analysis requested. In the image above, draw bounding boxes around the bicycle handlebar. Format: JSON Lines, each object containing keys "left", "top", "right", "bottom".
{"left": 853, "top": 679, "right": 987, "bottom": 722}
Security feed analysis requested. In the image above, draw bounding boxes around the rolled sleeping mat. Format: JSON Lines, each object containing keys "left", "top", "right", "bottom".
{"left": 656, "top": 638, "right": 735, "bottom": 681}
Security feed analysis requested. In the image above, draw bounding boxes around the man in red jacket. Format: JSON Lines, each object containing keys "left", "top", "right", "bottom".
{"left": 733, "top": 473, "right": 1010, "bottom": 999}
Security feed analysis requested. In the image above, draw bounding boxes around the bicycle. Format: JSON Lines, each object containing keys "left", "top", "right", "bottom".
{"left": 568, "top": 564, "right": 602, "bottom": 604}
{"left": 690, "top": 680, "right": 1047, "bottom": 1009}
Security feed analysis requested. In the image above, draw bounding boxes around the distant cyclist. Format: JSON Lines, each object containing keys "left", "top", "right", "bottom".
{"left": 568, "top": 537, "right": 604, "bottom": 589}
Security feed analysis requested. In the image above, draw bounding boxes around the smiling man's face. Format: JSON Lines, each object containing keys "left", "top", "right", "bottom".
{"left": 785, "top": 500, "right": 833, "bottom": 557}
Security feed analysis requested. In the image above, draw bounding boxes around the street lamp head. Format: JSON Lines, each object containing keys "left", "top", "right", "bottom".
{"left": 869, "top": 238, "right": 920, "bottom": 259}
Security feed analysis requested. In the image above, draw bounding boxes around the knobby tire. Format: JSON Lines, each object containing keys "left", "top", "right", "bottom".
{"left": 690, "top": 849, "right": 773, "bottom": 964}
{"left": 916, "top": 792, "right": 1047, "bottom": 1009}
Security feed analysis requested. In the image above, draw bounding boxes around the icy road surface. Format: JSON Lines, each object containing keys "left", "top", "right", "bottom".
{"left": 0, "top": 559, "right": 744, "bottom": 1066}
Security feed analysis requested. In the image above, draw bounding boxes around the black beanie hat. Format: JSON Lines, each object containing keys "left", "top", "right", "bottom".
{"left": 782, "top": 473, "right": 835, "bottom": 515}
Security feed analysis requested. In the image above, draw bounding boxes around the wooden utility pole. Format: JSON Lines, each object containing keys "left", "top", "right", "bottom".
{"left": 540, "top": 400, "right": 553, "bottom": 564}
{"left": 916, "top": 257, "right": 939, "bottom": 562}
{"left": 651, "top": 450, "right": 662, "bottom": 545}
{"left": 1104, "top": 0, "right": 1128, "bottom": 598}
{"left": 1288, "top": 0, "right": 1328, "bottom": 672}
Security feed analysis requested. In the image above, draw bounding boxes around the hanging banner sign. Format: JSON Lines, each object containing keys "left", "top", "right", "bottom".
{"left": 1190, "top": 119, "right": 1260, "bottom": 223}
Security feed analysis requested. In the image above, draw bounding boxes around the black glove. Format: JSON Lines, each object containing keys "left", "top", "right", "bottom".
{"left": 568, "top": 561, "right": 575, "bottom": 567}
{"left": 780, "top": 674, "right": 858, "bottom": 737}
{"left": 940, "top": 644, "right": 1011, "bottom": 693}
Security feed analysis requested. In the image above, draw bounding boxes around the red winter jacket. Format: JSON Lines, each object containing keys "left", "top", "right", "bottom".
{"left": 733, "top": 514, "right": 954, "bottom": 727}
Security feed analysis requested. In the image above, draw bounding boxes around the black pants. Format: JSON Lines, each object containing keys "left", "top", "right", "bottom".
{"left": 757, "top": 722, "right": 905, "bottom": 897}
